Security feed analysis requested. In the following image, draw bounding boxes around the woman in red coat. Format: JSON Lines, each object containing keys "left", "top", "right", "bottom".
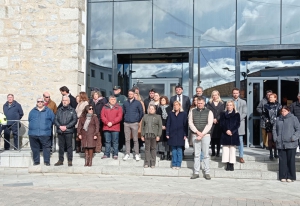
{"left": 77, "top": 105, "right": 99, "bottom": 166}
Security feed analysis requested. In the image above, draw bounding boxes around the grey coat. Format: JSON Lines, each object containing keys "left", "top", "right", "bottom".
{"left": 256, "top": 97, "right": 268, "bottom": 128}
{"left": 141, "top": 114, "right": 162, "bottom": 138}
{"left": 272, "top": 113, "right": 300, "bottom": 149}
{"left": 235, "top": 98, "right": 247, "bottom": 135}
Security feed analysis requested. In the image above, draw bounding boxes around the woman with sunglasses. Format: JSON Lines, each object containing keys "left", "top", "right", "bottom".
{"left": 77, "top": 105, "right": 99, "bottom": 166}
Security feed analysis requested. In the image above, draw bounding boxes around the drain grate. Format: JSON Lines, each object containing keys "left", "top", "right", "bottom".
{"left": 3, "top": 182, "right": 33, "bottom": 187}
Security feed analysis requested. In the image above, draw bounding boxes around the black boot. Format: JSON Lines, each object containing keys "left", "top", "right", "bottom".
{"left": 225, "top": 162, "right": 230, "bottom": 171}
{"left": 167, "top": 152, "right": 171, "bottom": 161}
{"left": 269, "top": 148, "right": 274, "bottom": 160}
{"left": 229, "top": 163, "right": 234, "bottom": 171}
{"left": 274, "top": 149, "right": 278, "bottom": 158}
{"left": 160, "top": 153, "right": 165, "bottom": 161}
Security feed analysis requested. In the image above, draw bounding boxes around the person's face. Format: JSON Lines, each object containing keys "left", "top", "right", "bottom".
{"left": 173, "top": 102, "right": 180, "bottom": 111}
{"left": 128, "top": 91, "right": 134, "bottom": 99}
{"left": 109, "top": 97, "right": 117, "bottom": 105}
{"left": 154, "top": 93, "right": 160, "bottom": 101}
{"left": 266, "top": 92, "right": 272, "bottom": 99}
{"left": 149, "top": 106, "right": 156, "bottom": 114}
{"left": 175, "top": 88, "right": 183, "bottom": 95}
{"left": 134, "top": 93, "right": 138, "bottom": 100}
{"left": 227, "top": 102, "right": 234, "bottom": 111}
{"left": 88, "top": 106, "right": 94, "bottom": 114}
{"left": 60, "top": 90, "right": 67, "bottom": 96}
{"left": 281, "top": 108, "right": 289, "bottom": 116}
{"left": 43, "top": 94, "right": 50, "bottom": 102}
{"left": 36, "top": 99, "right": 44, "bottom": 108}
{"left": 196, "top": 88, "right": 203, "bottom": 96}
{"left": 197, "top": 100, "right": 205, "bottom": 110}
{"left": 93, "top": 93, "right": 99, "bottom": 100}
{"left": 76, "top": 97, "right": 80, "bottom": 103}
{"left": 160, "top": 98, "right": 166, "bottom": 105}
{"left": 212, "top": 92, "right": 219, "bottom": 101}
{"left": 135, "top": 89, "right": 139, "bottom": 94}
{"left": 149, "top": 91, "right": 155, "bottom": 99}
{"left": 7, "top": 95, "right": 14, "bottom": 103}
{"left": 62, "top": 98, "right": 70, "bottom": 107}
{"left": 232, "top": 90, "right": 240, "bottom": 99}
{"left": 269, "top": 95, "right": 276, "bottom": 103}
{"left": 113, "top": 89, "right": 120, "bottom": 95}
{"left": 193, "top": 97, "right": 198, "bottom": 106}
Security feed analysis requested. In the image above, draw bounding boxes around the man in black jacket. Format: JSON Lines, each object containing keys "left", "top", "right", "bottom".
{"left": 57, "top": 86, "right": 78, "bottom": 109}
{"left": 291, "top": 92, "right": 300, "bottom": 123}
{"left": 169, "top": 85, "right": 191, "bottom": 113}
{"left": 143, "top": 89, "right": 155, "bottom": 114}
{"left": 54, "top": 96, "right": 77, "bottom": 166}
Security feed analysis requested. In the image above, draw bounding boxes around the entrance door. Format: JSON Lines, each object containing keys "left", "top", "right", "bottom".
{"left": 131, "top": 78, "right": 180, "bottom": 100}
{"left": 247, "top": 76, "right": 300, "bottom": 147}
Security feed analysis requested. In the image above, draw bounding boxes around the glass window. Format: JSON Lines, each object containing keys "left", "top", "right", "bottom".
{"left": 108, "top": 74, "right": 112, "bottom": 82}
{"left": 237, "top": 0, "right": 280, "bottom": 45}
{"left": 89, "top": 2, "right": 113, "bottom": 49}
{"left": 194, "top": 0, "right": 236, "bottom": 47}
{"left": 91, "top": 69, "right": 95, "bottom": 78}
{"left": 100, "top": 72, "right": 104, "bottom": 80}
{"left": 199, "top": 47, "right": 236, "bottom": 100}
{"left": 114, "top": 1, "right": 152, "bottom": 49}
{"left": 153, "top": 0, "right": 193, "bottom": 48}
{"left": 282, "top": 0, "right": 300, "bottom": 44}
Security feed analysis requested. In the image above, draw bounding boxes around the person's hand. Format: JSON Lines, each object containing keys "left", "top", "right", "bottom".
{"left": 60, "top": 126, "right": 66, "bottom": 131}
{"left": 78, "top": 135, "right": 82, "bottom": 139}
{"left": 196, "top": 131, "right": 202, "bottom": 136}
{"left": 213, "top": 119, "right": 218, "bottom": 124}
{"left": 166, "top": 136, "right": 169, "bottom": 139}
{"left": 226, "top": 130, "right": 232, "bottom": 136}
{"left": 93, "top": 136, "right": 97, "bottom": 140}
{"left": 162, "top": 126, "right": 166, "bottom": 130}
{"left": 184, "top": 136, "right": 187, "bottom": 140}
{"left": 107, "top": 122, "right": 112, "bottom": 127}
{"left": 196, "top": 136, "right": 202, "bottom": 141}
{"left": 156, "top": 136, "right": 160, "bottom": 141}
{"left": 141, "top": 136, "right": 145, "bottom": 141}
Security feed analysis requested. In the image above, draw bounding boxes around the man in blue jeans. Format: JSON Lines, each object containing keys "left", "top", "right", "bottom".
{"left": 232, "top": 88, "right": 247, "bottom": 163}
{"left": 101, "top": 96, "right": 123, "bottom": 160}
{"left": 28, "top": 97, "right": 55, "bottom": 166}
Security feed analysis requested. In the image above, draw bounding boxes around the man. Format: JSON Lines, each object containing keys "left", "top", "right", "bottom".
{"left": 256, "top": 90, "right": 272, "bottom": 149}
{"left": 189, "top": 97, "right": 213, "bottom": 180}
{"left": 43, "top": 92, "right": 57, "bottom": 151}
{"left": 3, "top": 94, "right": 24, "bottom": 150}
{"left": 54, "top": 96, "right": 77, "bottom": 166}
{"left": 58, "top": 86, "right": 77, "bottom": 109}
{"left": 101, "top": 95, "right": 123, "bottom": 159}
{"left": 290, "top": 92, "right": 300, "bottom": 123}
{"left": 122, "top": 89, "right": 144, "bottom": 161}
{"left": 232, "top": 88, "right": 247, "bottom": 163}
{"left": 28, "top": 97, "right": 55, "bottom": 166}
{"left": 192, "top": 86, "right": 207, "bottom": 103}
{"left": 170, "top": 85, "right": 191, "bottom": 112}
{"left": 143, "top": 89, "right": 155, "bottom": 114}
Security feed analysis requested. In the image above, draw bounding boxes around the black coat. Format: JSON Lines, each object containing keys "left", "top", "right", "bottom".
{"left": 143, "top": 97, "right": 153, "bottom": 114}
{"left": 220, "top": 109, "right": 240, "bottom": 146}
{"left": 166, "top": 111, "right": 188, "bottom": 147}
{"left": 156, "top": 105, "right": 172, "bottom": 142}
{"left": 90, "top": 98, "right": 108, "bottom": 128}
{"left": 58, "top": 94, "right": 78, "bottom": 109}
{"left": 262, "top": 101, "right": 282, "bottom": 132}
{"left": 206, "top": 101, "right": 225, "bottom": 139}
{"left": 55, "top": 105, "right": 77, "bottom": 134}
{"left": 169, "top": 95, "right": 191, "bottom": 113}
{"left": 290, "top": 101, "right": 300, "bottom": 123}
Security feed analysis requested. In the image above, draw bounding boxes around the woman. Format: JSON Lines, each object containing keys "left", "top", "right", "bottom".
{"left": 262, "top": 93, "right": 282, "bottom": 160}
{"left": 75, "top": 92, "right": 89, "bottom": 153}
{"left": 188, "top": 96, "right": 198, "bottom": 146}
{"left": 166, "top": 101, "right": 188, "bottom": 169}
{"left": 77, "top": 105, "right": 99, "bottom": 167}
{"left": 141, "top": 105, "right": 162, "bottom": 168}
{"left": 220, "top": 100, "right": 240, "bottom": 171}
{"left": 273, "top": 106, "right": 300, "bottom": 182}
{"left": 90, "top": 91, "right": 107, "bottom": 153}
{"left": 133, "top": 92, "right": 145, "bottom": 152}
{"left": 156, "top": 96, "right": 172, "bottom": 160}
{"left": 206, "top": 90, "right": 224, "bottom": 157}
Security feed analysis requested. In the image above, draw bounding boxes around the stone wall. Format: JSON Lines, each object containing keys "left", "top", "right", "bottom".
{"left": 0, "top": 0, "right": 86, "bottom": 120}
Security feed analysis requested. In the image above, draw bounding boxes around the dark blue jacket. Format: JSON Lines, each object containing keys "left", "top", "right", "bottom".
{"left": 123, "top": 99, "right": 144, "bottom": 123}
{"left": 220, "top": 110, "right": 240, "bottom": 146}
{"left": 166, "top": 111, "right": 188, "bottom": 147}
{"left": 3, "top": 100, "right": 24, "bottom": 125}
{"left": 28, "top": 107, "right": 55, "bottom": 137}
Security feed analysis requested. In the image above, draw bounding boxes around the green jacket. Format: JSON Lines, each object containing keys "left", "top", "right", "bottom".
{"left": 141, "top": 114, "right": 162, "bottom": 137}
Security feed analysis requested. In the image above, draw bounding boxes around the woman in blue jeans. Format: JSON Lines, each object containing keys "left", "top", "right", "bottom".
{"left": 166, "top": 101, "right": 188, "bottom": 169}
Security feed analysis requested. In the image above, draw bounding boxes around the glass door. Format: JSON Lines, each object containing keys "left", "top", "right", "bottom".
{"left": 279, "top": 76, "right": 300, "bottom": 107}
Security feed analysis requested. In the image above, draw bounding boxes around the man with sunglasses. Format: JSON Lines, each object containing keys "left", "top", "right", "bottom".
{"left": 28, "top": 97, "right": 55, "bottom": 166}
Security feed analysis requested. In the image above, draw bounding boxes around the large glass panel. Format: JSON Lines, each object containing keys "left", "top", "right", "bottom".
{"left": 194, "top": 0, "right": 235, "bottom": 47}
{"left": 153, "top": 0, "right": 193, "bottom": 48}
{"left": 199, "top": 47, "right": 235, "bottom": 100}
{"left": 114, "top": 1, "right": 152, "bottom": 49}
{"left": 237, "top": 0, "right": 280, "bottom": 45}
{"left": 89, "top": 50, "right": 113, "bottom": 96}
{"left": 282, "top": 0, "right": 300, "bottom": 44}
{"left": 89, "top": 2, "right": 113, "bottom": 49}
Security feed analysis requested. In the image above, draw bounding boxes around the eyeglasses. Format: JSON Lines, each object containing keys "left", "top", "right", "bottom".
{"left": 89, "top": 108, "right": 93, "bottom": 110}
{"left": 37, "top": 101, "right": 44, "bottom": 103}
{"left": 44, "top": 96, "right": 50, "bottom": 98}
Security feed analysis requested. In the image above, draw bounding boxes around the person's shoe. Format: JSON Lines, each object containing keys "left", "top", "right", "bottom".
{"left": 287, "top": 179, "right": 293, "bottom": 183}
{"left": 269, "top": 155, "right": 274, "bottom": 160}
{"left": 216, "top": 153, "right": 220, "bottom": 157}
{"left": 135, "top": 154, "right": 140, "bottom": 161}
{"left": 172, "top": 167, "right": 177, "bottom": 170}
{"left": 101, "top": 155, "right": 108, "bottom": 159}
{"left": 44, "top": 163, "right": 50, "bottom": 166}
{"left": 33, "top": 162, "right": 40, "bottom": 166}
{"left": 144, "top": 165, "right": 149, "bottom": 168}
{"left": 54, "top": 161, "right": 63, "bottom": 166}
{"left": 225, "top": 162, "right": 230, "bottom": 171}
{"left": 160, "top": 154, "right": 165, "bottom": 161}
{"left": 190, "top": 174, "right": 199, "bottom": 179}
{"left": 205, "top": 174, "right": 211, "bottom": 180}
{"left": 176, "top": 167, "right": 180, "bottom": 170}
{"left": 167, "top": 154, "right": 171, "bottom": 161}
{"left": 229, "top": 163, "right": 234, "bottom": 171}
{"left": 211, "top": 153, "right": 216, "bottom": 157}
{"left": 240, "top": 158, "right": 245, "bottom": 163}
{"left": 123, "top": 154, "right": 130, "bottom": 161}
{"left": 151, "top": 166, "right": 155, "bottom": 169}
{"left": 280, "top": 179, "right": 286, "bottom": 182}
{"left": 113, "top": 156, "right": 118, "bottom": 160}
{"left": 68, "top": 161, "right": 72, "bottom": 167}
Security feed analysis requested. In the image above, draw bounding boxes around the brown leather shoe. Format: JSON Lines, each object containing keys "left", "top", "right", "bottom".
{"left": 240, "top": 158, "right": 245, "bottom": 163}
{"left": 68, "top": 161, "right": 72, "bottom": 167}
{"left": 54, "top": 161, "right": 63, "bottom": 166}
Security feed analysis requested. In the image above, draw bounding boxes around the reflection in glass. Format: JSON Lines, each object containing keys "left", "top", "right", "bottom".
{"left": 138, "top": 84, "right": 164, "bottom": 101}
{"left": 282, "top": 0, "right": 300, "bottom": 44}
{"left": 114, "top": 1, "right": 152, "bottom": 49}
{"left": 89, "top": 2, "right": 113, "bottom": 49}
{"left": 237, "top": 0, "right": 280, "bottom": 45}
{"left": 253, "top": 83, "right": 260, "bottom": 117}
{"left": 153, "top": 0, "right": 193, "bottom": 48}
{"left": 194, "top": 0, "right": 235, "bottom": 47}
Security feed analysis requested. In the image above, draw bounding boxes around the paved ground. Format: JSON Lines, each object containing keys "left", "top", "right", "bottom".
{"left": 0, "top": 168, "right": 299, "bottom": 206}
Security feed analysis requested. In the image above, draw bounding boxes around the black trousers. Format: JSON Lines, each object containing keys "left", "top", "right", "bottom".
{"left": 211, "top": 138, "right": 221, "bottom": 155}
{"left": 118, "top": 121, "right": 125, "bottom": 150}
{"left": 278, "top": 148, "right": 296, "bottom": 180}
{"left": 58, "top": 133, "right": 73, "bottom": 162}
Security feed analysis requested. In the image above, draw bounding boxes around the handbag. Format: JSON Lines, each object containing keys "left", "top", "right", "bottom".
{"left": 185, "top": 138, "right": 189, "bottom": 149}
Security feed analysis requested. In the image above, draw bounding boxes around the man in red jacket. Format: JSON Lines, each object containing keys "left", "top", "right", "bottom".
{"left": 101, "top": 95, "right": 123, "bottom": 160}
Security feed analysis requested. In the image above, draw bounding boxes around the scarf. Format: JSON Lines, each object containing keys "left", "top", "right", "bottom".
{"left": 83, "top": 113, "right": 93, "bottom": 131}
{"left": 93, "top": 97, "right": 103, "bottom": 105}
{"left": 160, "top": 105, "right": 169, "bottom": 120}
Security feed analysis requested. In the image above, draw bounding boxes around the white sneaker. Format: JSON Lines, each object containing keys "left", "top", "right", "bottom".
{"left": 135, "top": 154, "right": 140, "bottom": 161}
{"left": 123, "top": 154, "right": 130, "bottom": 161}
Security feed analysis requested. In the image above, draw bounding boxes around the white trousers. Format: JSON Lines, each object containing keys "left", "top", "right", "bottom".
{"left": 222, "top": 145, "right": 236, "bottom": 164}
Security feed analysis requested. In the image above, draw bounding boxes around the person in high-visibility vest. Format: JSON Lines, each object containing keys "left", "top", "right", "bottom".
{"left": 0, "top": 112, "right": 7, "bottom": 126}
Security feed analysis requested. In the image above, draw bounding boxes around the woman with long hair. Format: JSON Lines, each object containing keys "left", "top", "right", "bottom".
{"left": 77, "top": 105, "right": 99, "bottom": 166}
